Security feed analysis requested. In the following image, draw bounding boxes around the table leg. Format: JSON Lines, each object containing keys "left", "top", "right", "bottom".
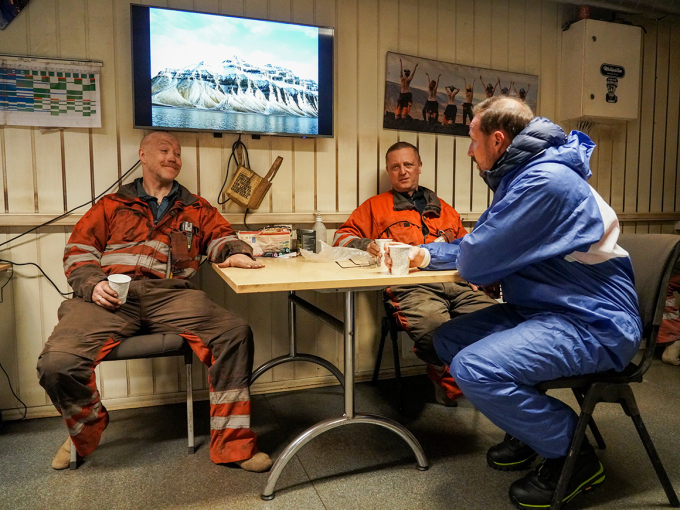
{"left": 250, "top": 291, "right": 345, "bottom": 387}
{"left": 260, "top": 291, "right": 428, "bottom": 501}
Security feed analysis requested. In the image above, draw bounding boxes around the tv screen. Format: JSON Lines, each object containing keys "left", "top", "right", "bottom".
{"left": 130, "top": 4, "right": 334, "bottom": 137}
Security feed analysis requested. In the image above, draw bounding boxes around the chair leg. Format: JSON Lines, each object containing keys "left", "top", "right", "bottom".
{"left": 69, "top": 438, "right": 78, "bottom": 470}
{"left": 571, "top": 388, "right": 606, "bottom": 450}
{"left": 373, "top": 317, "right": 389, "bottom": 383}
{"left": 389, "top": 319, "right": 403, "bottom": 412}
{"left": 549, "top": 408, "right": 592, "bottom": 510}
{"left": 186, "top": 362, "right": 195, "bottom": 455}
{"left": 619, "top": 386, "right": 679, "bottom": 507}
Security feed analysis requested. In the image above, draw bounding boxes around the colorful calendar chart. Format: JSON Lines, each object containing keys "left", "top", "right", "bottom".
{"left": 0, "top": 55, "right": 102, "bottom": 128}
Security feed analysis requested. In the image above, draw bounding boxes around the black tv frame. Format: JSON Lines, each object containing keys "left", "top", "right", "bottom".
{"left": 130, "top": 4, "right": 334, "bottom": 138}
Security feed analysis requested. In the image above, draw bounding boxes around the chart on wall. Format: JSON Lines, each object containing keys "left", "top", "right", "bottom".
{"left": 384, "top": 51, "right": 538, "bottom": 136}
{"left": 0, "top": 55, "right": 102, "bottom": 128}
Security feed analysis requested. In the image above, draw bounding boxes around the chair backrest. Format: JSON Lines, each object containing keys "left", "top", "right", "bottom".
{"left": 617, "top": 234, "right": 680, "bottom": 374}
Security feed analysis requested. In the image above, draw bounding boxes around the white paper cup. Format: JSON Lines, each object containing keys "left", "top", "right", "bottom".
{"left": 107, "top": 274, "right": 131, "bottom": 304}
{"left": 389, "top": 245, "right": 412, "bottom": 276}
{"left": 375, "top": 239, "right": 393, "bottom": 271}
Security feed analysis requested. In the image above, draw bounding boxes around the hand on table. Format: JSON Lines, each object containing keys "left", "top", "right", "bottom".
{"left": 92, "top": 280, "right": 121, "bottom": 310}
{"left": 218, "top": 254, "right": 264, "bottom": 269}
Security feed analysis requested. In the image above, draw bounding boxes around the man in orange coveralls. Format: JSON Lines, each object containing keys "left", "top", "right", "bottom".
{"left": 333, "top": 141, "right": 496, "bottom": 406}
{"left": 37, "top": 132, "right": 272, "bottom": 472}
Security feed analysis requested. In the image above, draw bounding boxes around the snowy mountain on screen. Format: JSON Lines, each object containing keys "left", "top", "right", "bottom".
{"left": 151, "top": 57, "right": 318, "bottom": 118}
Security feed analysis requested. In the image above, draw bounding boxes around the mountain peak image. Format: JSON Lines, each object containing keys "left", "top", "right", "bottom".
{"left": 151, "top": 56, "right": 318, "bottom": 118}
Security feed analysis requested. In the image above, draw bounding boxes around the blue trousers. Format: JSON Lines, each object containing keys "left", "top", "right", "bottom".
{"left": 433, "top": 303, "right": 626, "bottom": 459}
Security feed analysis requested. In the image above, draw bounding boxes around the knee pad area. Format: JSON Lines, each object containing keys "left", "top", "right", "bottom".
{"left": 37, "top": 351, "right": 91, "bottom": 388}
{"left": 449, "top": 350, "right": 507, "bottom": 391}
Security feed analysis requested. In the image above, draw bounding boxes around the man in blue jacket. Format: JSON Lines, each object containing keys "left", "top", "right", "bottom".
{"left": 390, "top": 96, "right": 642, "bottom": 508}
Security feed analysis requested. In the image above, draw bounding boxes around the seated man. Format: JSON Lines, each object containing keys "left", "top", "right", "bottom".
{"left": 37, "top": 132, "right": 272, "bottom": 473}
{"left": 396, "top": 97, "right": 641, "bottom": 508}
{"left": 333, "top": 141, "right": 496, "bottom": 406}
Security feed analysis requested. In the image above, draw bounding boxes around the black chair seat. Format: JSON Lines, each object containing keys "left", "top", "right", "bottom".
{"left": 536, "top": 363, "right": 641, "bottom": 390}
{"left": 107, "top": 333, "right": 186, "bottom": 360}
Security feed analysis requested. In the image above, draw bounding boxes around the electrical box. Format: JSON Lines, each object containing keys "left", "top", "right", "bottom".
{"left": 560, "top": 19, "right": 642, "bottom": 123}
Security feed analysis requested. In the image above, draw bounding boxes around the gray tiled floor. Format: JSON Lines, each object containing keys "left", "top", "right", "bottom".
{"left": 1, "top": 358, "right": 679, "bottom": 510}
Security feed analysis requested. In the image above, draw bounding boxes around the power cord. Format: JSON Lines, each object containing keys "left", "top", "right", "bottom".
{"left": 0, "top": 360, "right": 28, "bottom": 427}
{"left": 0, "top": 159, "right": 141, "bottom": 252}
{"left": 0, "top": 159, "right": 142, "bottom": 302}
{"left": 0, "top": 260, "right": 72, "bottom": 300}
{"left": 243, "top": 208, "right": 252, "bottom": 231}
{"left": 217, "top": 135, "right": 251, "bottom": 205}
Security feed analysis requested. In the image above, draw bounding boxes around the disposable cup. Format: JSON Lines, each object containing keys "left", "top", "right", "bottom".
{"left": 374, "top": 239, "right": 393, "bottom": 271}
{"left": 389, "top": 245, "right": 412, "bottom": 276}
{"left": 107, "top": 274, "right": 131, "bottom": 304}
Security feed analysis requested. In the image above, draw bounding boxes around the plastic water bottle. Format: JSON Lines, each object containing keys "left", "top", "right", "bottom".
{"left": 313, "top": 212, "right": 327, "bottom": 253}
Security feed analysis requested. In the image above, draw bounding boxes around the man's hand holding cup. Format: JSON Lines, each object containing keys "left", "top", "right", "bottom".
{"left": 384, "top": 243, "right": 426, "bottom": 275}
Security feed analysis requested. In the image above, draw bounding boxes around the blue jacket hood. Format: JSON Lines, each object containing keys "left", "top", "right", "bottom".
{"left": 483, "top": 117, "right": 592, "bottom": 191}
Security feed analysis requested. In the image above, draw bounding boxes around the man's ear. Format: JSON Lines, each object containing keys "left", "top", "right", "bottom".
{"left": 493, "top": 130, "right": 506, "bottom": 148}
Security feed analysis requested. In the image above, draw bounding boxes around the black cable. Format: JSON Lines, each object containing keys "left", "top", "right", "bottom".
{"left": 0, "top": 361, "right": 28, "bottom": 423}
{"left": 243, "top": 208, "right": 252, "bottom": 231}
{"left": 0, "top": 259, "right": 72, "bottom": 297}
{"left": 0, "top": 266, "right": 13, "bottom": 304}
{"left": 0, "top": 159, "right": 141, "bottom": 252}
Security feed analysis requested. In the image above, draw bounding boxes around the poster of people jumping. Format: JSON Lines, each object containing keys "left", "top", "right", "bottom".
{"left": 383, "top": 51, "right": 538, "bottom": 136}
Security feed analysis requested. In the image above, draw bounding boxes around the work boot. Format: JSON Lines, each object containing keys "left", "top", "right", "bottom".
{"left": 52, "top": 437, "right": 73, "bottom": 470}
{"left": 662, "top": 340, "right": 680, "bottom": 365}
{"left": 487, "top": 433, "right": 538, "bottom": 471}
{"left": 234, "top": 452, "right": 273, "bottom": 472}
{"left": 508, "top": 440, "right": 605, "bottom": 509}
{"left": 426, "top": 364, "right": 461, "bottom": 407}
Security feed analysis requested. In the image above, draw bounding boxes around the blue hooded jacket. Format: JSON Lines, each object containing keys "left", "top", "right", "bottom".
{"left": 424, "top": 117, "right": 642, "bottom": 368}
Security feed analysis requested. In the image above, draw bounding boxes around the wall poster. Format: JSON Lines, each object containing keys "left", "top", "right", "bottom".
{"left": 0, "top": 54, "right": 102, "bottom": 129}
{"left": 383, "top": 51, "right": 539, "bottom": 136}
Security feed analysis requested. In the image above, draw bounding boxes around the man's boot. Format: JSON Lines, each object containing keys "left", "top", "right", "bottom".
{"left": 487, "top": 433, "right": 538, "bottom": 471}
{"left": 426, "top": 364, "right": 462, "bottom": 407}
{"left": 52, "top": 437, "right": 72, "bottom": 470}
{"left": 234, "top": 452, "right": 273, "bottom": 472}
{"left": 508, "top": 440, "right": 605, "bottom": 509}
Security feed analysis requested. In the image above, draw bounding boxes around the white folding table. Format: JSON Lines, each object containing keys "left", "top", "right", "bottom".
{"left": 213, "top": 257, "right": 463, "bottom": 500}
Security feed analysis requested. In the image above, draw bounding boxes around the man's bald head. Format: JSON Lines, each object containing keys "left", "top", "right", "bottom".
{"left": 140, "top": 131, "right": 180, "bottom": 151}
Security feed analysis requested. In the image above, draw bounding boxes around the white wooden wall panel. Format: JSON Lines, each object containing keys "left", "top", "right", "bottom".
{"left": 637, "top": 22, "right": 657, "bottom": 214}
{"left": 650, "top": 23, "right": 670, "bottom": 213}
{"left": 0, "top": 233, "right": 19, "bottom": 410}
{"left": 664, "top": 28, "right": 680, "bottom": 214}
{"left": 357, "top": 0, "right": 379, "bottom": 204}
{"left": 0, "top": 0, "right": 678, "bottom": 418}
{"left": 609, "top": 124, "right": 626, "bottom": 212}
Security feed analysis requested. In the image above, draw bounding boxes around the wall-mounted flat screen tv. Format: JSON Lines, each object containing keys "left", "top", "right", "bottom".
{"left": 130, "top": 4, "right": 334, "bottom": 137}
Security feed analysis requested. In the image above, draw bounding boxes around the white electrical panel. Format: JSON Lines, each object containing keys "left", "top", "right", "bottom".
{"left": 560, "top": 19, "right": 642, "bottom": 123}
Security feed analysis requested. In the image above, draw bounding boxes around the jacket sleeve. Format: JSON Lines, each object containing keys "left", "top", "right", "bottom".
{"left": 428, "top": 165, "right": 604, "bottom": 285}
{"left": 332, "top": 199, "right": 375, "bottom": 251}
{"left": 63, "top": 200, "right": 109, "bottom": 301}
{"left": 198, "top": 202, "right": 254, "bottom": 263}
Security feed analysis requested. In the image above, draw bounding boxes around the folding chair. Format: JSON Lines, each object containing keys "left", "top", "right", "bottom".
{"left": 70, "top": 333, "right": 195, "bottom": 469}
{"left": 536, "top": 234, "right": 680, "bottom": 509}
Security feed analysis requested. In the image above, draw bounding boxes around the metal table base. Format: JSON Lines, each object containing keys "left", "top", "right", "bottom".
{"left": 253, "top": 291, "right": 429, "bottom": 500}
